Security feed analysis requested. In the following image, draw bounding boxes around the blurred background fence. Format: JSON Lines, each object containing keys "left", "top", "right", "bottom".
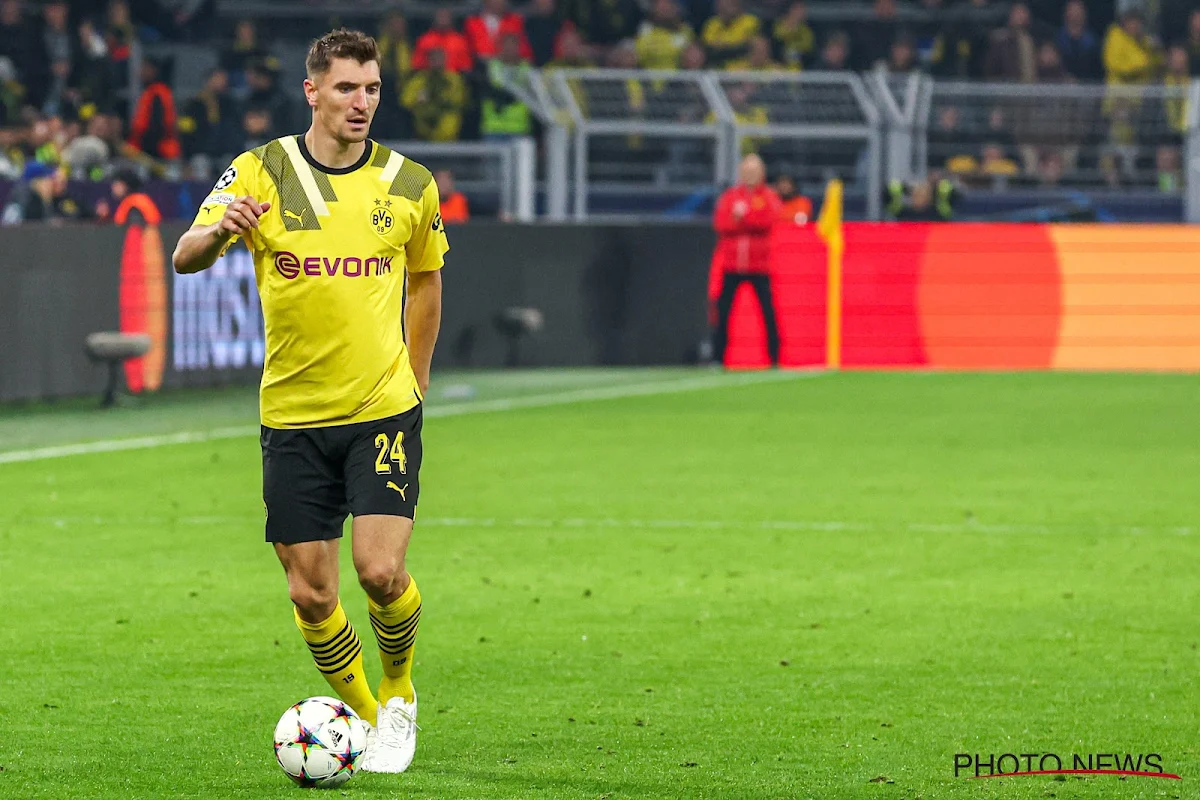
{"left": 2, "top": 0, "right": 1200, "bottom": 224}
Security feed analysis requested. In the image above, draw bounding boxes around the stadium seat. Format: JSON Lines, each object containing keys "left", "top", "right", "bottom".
{"left": 84, "top": 332, "right": 152, "bottom": 407}
{"left": 493, "top": 307, "right": 543, "bottom": 367}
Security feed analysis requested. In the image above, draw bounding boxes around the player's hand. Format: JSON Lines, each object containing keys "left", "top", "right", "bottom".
{"left": 218, "top": 197, "right": 271, "bottom": 238}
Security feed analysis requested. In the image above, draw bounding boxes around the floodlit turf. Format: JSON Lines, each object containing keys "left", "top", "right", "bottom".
{"left": 1, "top": 369, "right": 1197, "bottom": 799}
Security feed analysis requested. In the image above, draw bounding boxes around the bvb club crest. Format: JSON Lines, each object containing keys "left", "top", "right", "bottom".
{"left": 372, "top": 198, "right": 394, "bottom": 234}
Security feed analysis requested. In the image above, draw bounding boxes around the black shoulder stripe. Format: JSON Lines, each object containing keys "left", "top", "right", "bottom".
{"left": 370, "top": 142, "right": 391, "bottom": 169}
{"left": 388, "top": 158, "right": 433, "bottom": 201}
{"left": 257, "top": 139, "right": 322, "bottom": 231}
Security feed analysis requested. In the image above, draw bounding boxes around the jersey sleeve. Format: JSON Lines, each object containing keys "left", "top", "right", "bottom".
{"left": 190, "top": 152, "right": 260, "bottom": 253}
{"left": 406, "top": 176, "right": 450, "bottom": 273}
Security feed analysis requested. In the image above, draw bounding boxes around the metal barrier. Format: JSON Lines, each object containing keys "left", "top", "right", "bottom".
{"left": 378, "top": 140, "right": 536, "bottom": 222}
{"left": 544, "top": 68, "right": 731, "bottom": 220}
{"left": 714, "top": 70, "right": 881, "bottom": 219}
{"left": 925, "top": 81, "right": 1192, "bottom": 196}
{"left": 122, "top": 45, "right": 1200, "bottom": 222}
{"left": 867, "top": 68, "right": 932, "bottom": 184}
{"left": 1187, "top": 80, "right": 1200, "bottom": 224}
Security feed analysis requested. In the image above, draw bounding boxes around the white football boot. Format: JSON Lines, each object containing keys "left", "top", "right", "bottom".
{"left": 359, "top": 718, "right": 377, "bottom": 769}
{"left": 360, "top": 691, "right": 418, "bottom": 773}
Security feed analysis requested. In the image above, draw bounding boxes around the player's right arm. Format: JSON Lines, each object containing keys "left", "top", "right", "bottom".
{"left": 172, "top": 154, "right": 269, "bottom": 275}
{"left": 172, "top": 197, "right": 272, "bottom": 274}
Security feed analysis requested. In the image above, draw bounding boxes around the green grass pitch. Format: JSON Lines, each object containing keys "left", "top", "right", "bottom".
{"left": 0, "top": 369, "right": 1196, "bottom": 799}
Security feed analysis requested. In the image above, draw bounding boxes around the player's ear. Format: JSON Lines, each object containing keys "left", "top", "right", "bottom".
{"left": 303, "top": 77, "right": 318, "bottom": 108}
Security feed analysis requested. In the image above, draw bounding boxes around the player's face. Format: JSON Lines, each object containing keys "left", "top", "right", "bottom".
{"left": 308, "top": 57, "right": 381, "bottom": 145}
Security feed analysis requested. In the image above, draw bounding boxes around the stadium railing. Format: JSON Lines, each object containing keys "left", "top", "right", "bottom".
{"left": 1187, "top": 80, "right": 1200, "bottom": 223}
{"left": 867, "top": 68, "right": 932, "bottom": 185}
{"left": 123, "top": 35, "right": 1200, "bottom": 223}
{"left": 542, "top": 68, "right": 733, "bottom": 221}
{"left": 923, "top": 81, "right": 1192, "bottom": 197}
{"left": 377, "top": 139, "right": 537, "bottom": 222}
{"left": 713, "top": 70, "right": 882, "bottom": 220}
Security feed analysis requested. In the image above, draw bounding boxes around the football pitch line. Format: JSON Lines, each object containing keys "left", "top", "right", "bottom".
{"left": 13, "top": 514, "right": 1193, "bottom": 537}
{"left": 0, "top": 369, "right": 812, "bottom": 465}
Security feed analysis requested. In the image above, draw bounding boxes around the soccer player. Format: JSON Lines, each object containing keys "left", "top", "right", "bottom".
{"left": 171, "top": 29, "right": 447, "bottom": 774}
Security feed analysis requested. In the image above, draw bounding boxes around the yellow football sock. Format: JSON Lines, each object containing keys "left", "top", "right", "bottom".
{"left": 369, "top": 577, "right": 421, "bottom": 705}
{"left": 294, "top": 600, "right": 378, "bottom": 727}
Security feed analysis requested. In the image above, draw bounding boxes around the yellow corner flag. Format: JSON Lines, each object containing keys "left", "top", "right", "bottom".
{"left": 816, "top": 179, "right": 845, "bottom": 370}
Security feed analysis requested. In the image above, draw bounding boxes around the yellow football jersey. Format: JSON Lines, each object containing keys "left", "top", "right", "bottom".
{"left": 191, "top": 136, "right": 449, "bottom": 429}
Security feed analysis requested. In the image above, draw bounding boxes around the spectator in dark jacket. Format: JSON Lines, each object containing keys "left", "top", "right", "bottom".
{"left": 933, "top": 0, "right": 994, "bottom": 78}
{"left": 524, "top": 0, "right": 568, "bottom": 66}
{"left": 0, "top": 0, "right": 46, "bottom": 104}
{"left": 75, "top": 18, "right": 114, "bottom": 115}
{"left": 39, "top": 1, "right": 78, "bottom": 116}
{"left": 984, "top": 2, "right": 1036, "bottom": 82}
{"left": 178, "top": 68, "right": 242, "bottom": 171}
{"left": 1055, "top": 0, "right": 1102, "bottom": 81}
{"left": 561, "top": 0, "right": 642, "bottom": 48}
{"left": 221, "top": 18, "right": 265, "bottom": 89}
{"left": 14, "top": 165, "right": 93, "bottom": 222}
{"left": 1186, "top": 10, "right": 1200, "bottom": 75}
{"left": 818, "top": 30, "right": 851, "bottom": 70}
{"left": 127, "top": 58, "right": 180, "bottom": 161}
{"left": 245, "top": 57, "right": 292, "bottom": 139}
{"left": 854, "top": 0, "right": 899, "bottom": 69}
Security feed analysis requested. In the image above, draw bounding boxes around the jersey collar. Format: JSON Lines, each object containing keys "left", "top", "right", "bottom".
{"left": 296, "top": 134, "right": 374, "bottom": 175}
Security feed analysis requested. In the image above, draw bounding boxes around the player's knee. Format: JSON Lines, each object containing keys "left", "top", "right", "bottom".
{"left": 289, "top": 579, "right": 338, "bottom": 620}
{"left": 357, "top": 560, "right": 403, "bottom": 600}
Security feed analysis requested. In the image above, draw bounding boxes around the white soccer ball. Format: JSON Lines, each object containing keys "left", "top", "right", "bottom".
{"left": 273, "top": 696, "right": 368, "bottom": 788}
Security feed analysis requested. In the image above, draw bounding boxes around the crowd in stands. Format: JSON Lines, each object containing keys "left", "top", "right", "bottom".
{"left": 0, "top": 0, "right": 1196, "bottom": 222}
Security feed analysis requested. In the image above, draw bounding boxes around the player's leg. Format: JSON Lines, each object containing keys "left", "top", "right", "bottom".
{"left": 343, "top": 406, "right": 424, "bottom": 773}
{"left": 748, "top": 273, "right": 782, "bottom": 366}
{"left": 263, "top": 426, "right": 379, "bottom": 727}
{"left": 352, "top": 515, "right": 419, "bottom": 707}
{"left": 712, "top": 272, "right": 743, "bottom": 365}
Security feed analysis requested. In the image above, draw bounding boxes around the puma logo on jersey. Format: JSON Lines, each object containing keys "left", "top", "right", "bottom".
{"left": 386, "top": 481, "right": 408, "bottom": 500}
{"left": 283, "top": 209, "right": 305, "bottom": 223}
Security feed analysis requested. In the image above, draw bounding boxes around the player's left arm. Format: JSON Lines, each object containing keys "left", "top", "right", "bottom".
{"left": 405, "top": 176, "right": 450, "bottom": 395}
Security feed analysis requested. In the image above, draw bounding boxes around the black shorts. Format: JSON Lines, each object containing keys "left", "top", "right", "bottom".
{"left": 261, "top": 405, "right": 423, "bottom": 544}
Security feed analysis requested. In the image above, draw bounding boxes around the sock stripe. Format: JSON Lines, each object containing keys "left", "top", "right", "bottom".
{"left": 369, "top": 605, "right": 421, "bottom": 634}
{"left": 370, "top": 615, "right": 420, "bottom": 641}
{"left": 308, "top": 629, "right": 360, "bottom": 667}
{"left": 310, "top": 628, "right": 361, "bottom": 664}
{"left": 372, "top": 623, "right": 420, "bottom": 652}
{"left": 313, "top": 643, "right": 363, "bottom": 675}
{"left": 306, "top": 621, "right": 354, "bottom": 653}
{"left": 312, "top": 642, "right": 359, "bottom": 671}
{"left": 375, "top": 637, "right": 415, "bottom": 655}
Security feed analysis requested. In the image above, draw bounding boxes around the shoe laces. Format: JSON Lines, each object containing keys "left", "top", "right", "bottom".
{"left": 390, "top": 702, "right": 421, "bottom": 736}
{"left": 379, "top": 701, "right": 420, "bottom": 746}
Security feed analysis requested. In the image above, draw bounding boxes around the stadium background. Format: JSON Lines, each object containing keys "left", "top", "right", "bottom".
{"left": 3, "top": 0, "right": 1200, "bottom": 797}
{"left": 0, "top": 0, "right": 1198, "bottom": 398}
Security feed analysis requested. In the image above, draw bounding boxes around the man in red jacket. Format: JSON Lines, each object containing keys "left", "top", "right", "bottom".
{"left": 465, "top": 0, "right": 533, "bottom": 61}
{"left": 709, "top": 153, "right": 782, "bottom": 366}
{"left": 413, "top": 8, "right": 474, "bottom": 72}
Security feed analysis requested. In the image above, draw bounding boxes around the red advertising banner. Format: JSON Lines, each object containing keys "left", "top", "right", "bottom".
{"left": 723, "top": 223, "right": 1200, "bottom": 372}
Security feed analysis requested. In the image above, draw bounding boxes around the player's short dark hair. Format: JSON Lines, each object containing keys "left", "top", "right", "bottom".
{"left": 305, "top": 28, "right": 380, "bottom": 78}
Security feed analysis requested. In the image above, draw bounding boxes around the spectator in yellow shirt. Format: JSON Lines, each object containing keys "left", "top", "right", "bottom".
{"left": 1103, "top": 10, "right": 1161, "bottom": 86}
{"left": 706, "top": 84, "right": 768, "bottom": 154}
{"left": 727, "top": 36, "right": 785, "bottom": 71}
{"left": 773, "top": 1, "right": 814, "bottom": 69}
{"left": 402, "top": 47, "right": 469, "bottom": 141}
{"left": 635, "top": 0, "right": 694, "bottom": 69}
{"left": 702, "top": 0, "right": 761, "bottom": 68}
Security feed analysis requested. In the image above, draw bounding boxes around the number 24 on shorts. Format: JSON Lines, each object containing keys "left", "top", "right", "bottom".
{"left": 374, "top": 432, "right": 407, "bottom": 475}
